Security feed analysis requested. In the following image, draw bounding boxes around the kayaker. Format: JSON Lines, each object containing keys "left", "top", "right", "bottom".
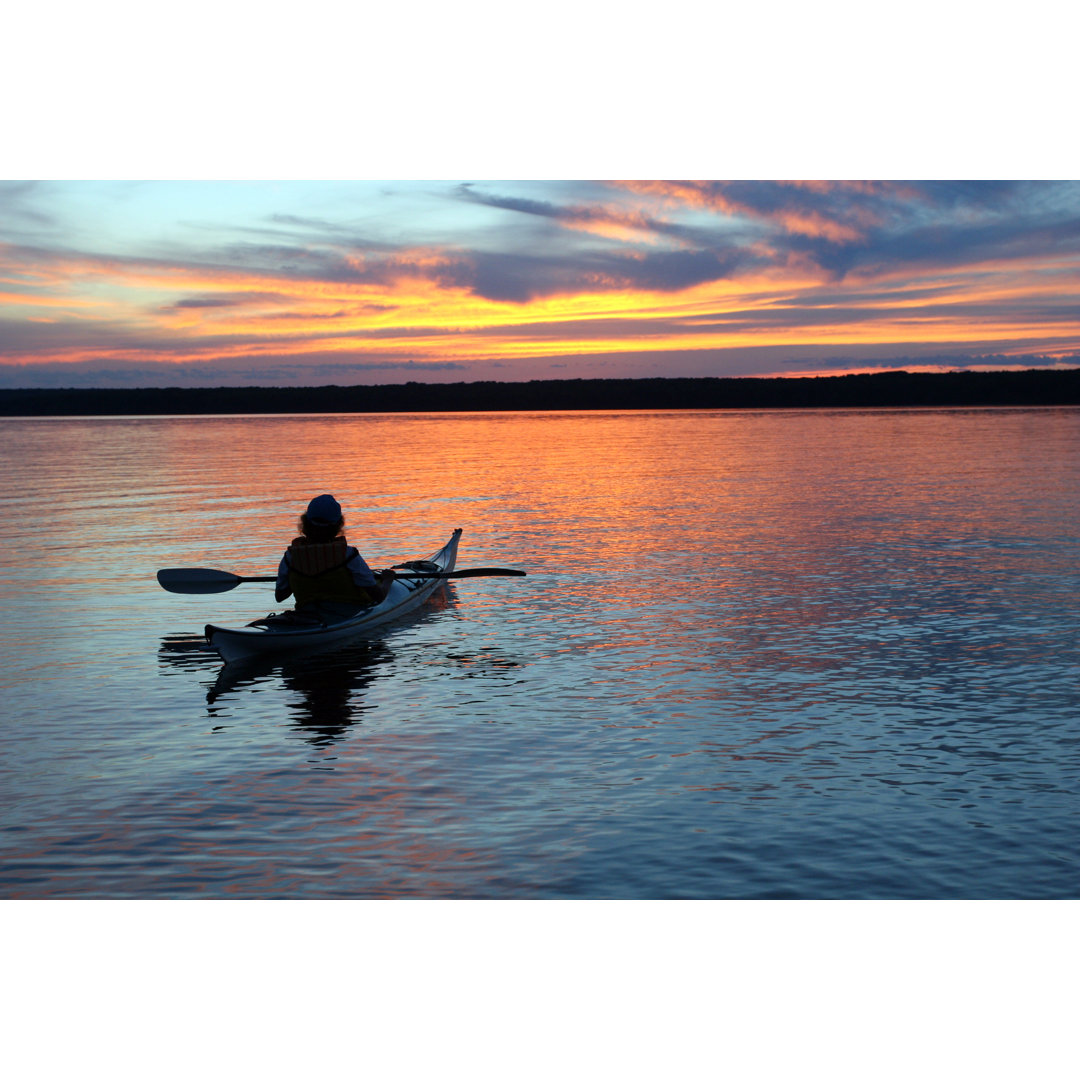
{"left": 275, "top": 494, "right": 392, "bottom": 617}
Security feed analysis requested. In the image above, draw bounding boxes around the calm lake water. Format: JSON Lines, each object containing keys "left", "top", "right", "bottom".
{"left": 1, "top": 407, "right": 1078, "bottom": 898}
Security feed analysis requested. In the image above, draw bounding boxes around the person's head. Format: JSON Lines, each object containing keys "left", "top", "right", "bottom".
{"left": 299, "top": 493, "right": 345, "bottom": 541}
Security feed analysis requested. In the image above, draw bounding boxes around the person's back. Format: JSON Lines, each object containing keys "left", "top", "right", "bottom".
{"left": 275, "top": 494, "right": 390, "bottom": 616}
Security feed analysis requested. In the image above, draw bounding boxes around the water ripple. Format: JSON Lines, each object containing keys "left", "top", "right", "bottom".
{"left": 2, "top": 409, "right": 1079, "bottom": 896}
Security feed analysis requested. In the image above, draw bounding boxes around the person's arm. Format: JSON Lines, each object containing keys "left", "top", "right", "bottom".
{"left": 345, "top": 548, "right": 379, "bottom": 589}
{"left": 275, "top": 551, "right": 292, "bottom": 603}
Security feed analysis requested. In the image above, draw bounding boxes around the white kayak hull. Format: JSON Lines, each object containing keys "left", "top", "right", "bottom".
{"left": 205, "top": 529, "right": 461, "bottom": 664}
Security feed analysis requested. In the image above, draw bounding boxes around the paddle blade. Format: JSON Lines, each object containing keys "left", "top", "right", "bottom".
{"left": 157, "top": 568, "right": 247, "bottom": 594}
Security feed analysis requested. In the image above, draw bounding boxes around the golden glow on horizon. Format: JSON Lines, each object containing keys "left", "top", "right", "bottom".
{"left": 3, "top": 218, "right": 1080, "bottom": 377}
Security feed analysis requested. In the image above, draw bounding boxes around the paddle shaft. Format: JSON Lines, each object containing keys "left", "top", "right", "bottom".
{"left": 157, "top": 566, "right": 524, "bottom": 594}
{"left": 393, "top": 568, "right": 525, "bottom": 579}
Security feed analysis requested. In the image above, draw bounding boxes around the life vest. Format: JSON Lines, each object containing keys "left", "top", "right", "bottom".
{"left": 286, "top": 537, "right": 378, "bottom": 607}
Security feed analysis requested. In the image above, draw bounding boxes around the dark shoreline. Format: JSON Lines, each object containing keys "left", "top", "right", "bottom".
{"left": 3, "top": 368, "right": 1080, "bottom": 416}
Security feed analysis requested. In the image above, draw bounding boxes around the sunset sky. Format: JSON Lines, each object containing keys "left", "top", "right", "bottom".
{"left": 6, "top": 0, "right": 1077, "bottom": 390}
{"left": 3, "top": 179, "right": 1079, "bottom": 388}
{"left": 1, "top": 179, "right": 1077, "bottom": 389}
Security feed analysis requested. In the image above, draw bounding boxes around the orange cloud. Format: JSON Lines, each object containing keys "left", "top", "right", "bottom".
{"left": 616, "top": 180, "right": 877, "bottom": 242}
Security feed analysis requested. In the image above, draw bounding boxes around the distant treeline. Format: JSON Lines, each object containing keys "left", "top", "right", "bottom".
{"left": 3, "top": 368, "right": 1080, "bottom": 416}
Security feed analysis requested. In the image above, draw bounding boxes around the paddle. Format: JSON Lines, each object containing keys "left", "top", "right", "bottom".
{"left": 157, "top": 566, "right": 525, "bottom": 594}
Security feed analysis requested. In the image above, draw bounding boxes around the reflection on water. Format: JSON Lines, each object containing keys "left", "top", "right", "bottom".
{"left": 2, "top": 408, "right": 1079, "bottom": 898}
{"left": 159, "top": 635, "right": 395, "bottom": 747}
{"left": 220, "top": 645, "right": 390, "bottom": 747}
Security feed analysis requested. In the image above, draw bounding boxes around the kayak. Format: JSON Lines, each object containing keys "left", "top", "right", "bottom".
{"left": 205, "top": 528, "right": 462, "bottom": 664}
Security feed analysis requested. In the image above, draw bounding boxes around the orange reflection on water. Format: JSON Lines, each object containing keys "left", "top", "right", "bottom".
{"left": 5, "top": 405, "right": 1080, "bottom": 898}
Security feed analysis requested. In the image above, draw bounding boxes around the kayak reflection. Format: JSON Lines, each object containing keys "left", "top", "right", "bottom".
{"left": 208, "top": 640, "right": 394, "bottom": 746}
{"left": 158, "top": 584, "right": 461, "bottom": 746}
{"left": 158, "top": 634, "right": 394, "bottom": 747}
